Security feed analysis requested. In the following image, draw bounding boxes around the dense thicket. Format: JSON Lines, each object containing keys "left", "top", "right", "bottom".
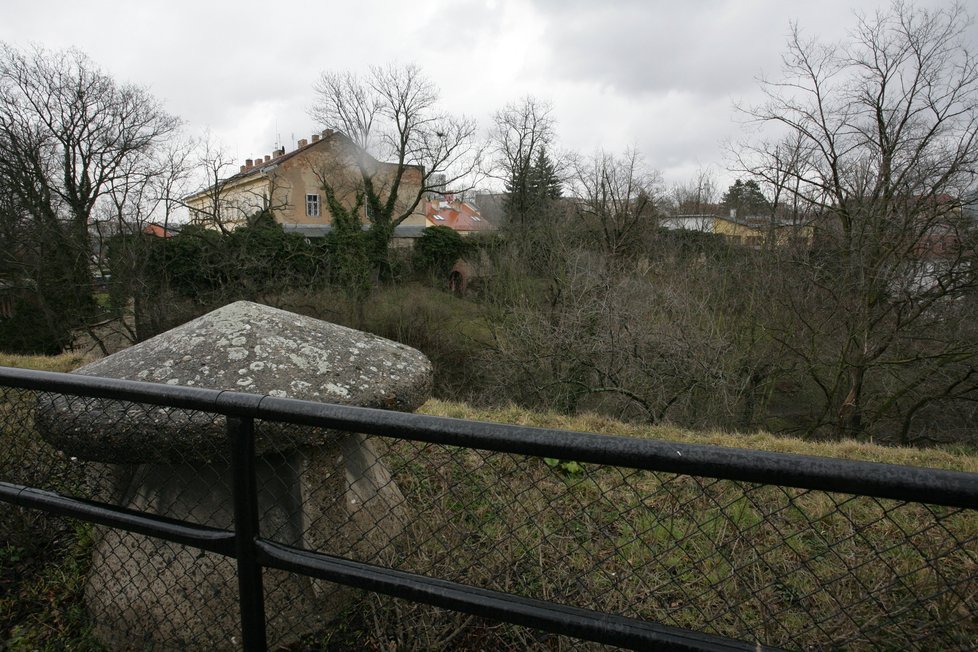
{"left": 105, "top": 215, "right": 328, "bottom": 339}
{"left": 0, "top": 44, "right": 178, "bottom": 354}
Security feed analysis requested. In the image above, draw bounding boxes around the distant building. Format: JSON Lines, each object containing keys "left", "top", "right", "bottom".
{"left": 471, "top": 192, "right": 507, "bottom": 226}
{"left": 183, "top": 130, "right": 427, "bottom": 232}
{"left": 659, "top": 214, "right": 716, "bottom": 233}
{"left": 662, "top": 209, "right": 813, "bottom": 248}
{"left": 424, "top": 196, "right": 495, "bottom": 235}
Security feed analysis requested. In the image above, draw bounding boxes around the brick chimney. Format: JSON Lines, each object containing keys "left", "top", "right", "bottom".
{"left": 239, "top": 165, "right": 246, "bottom": 173}
{"left": 298, "top": 138, "right": 308, "bottom": 148}
{"left": 322, "top": 128, "right": 334, "bottom": 137}
{"left": 311, "top": 134, "right": 320, "bottom": 142}
{"left": 245, "top": 159, "right": 253, "bottom": 169}
{"left": 264, "top": 155, "right": 271, "bottom": 162}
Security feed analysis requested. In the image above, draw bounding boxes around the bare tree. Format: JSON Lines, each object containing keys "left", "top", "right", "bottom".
{"left": 491, "top": 96, "right": 558, "bottom": 228}
{"left": 480, "top": 230, "right": 783, "bottom": 429}
{"left": 736, "top": 132, "right": 812, "bottom": 225}
{"left": 184, "top": 137, "right": 292, "bottom": 234}
{"left": 310, "top": 64, "right": 482, "bottom": 274}
{"left": 185, "top": 139, "right": 241, "bottom": 234}
{"left": 98, "top": 137, "right": 196, "bottom": 346}
{"left": 671, "top": 167, "right": 719, "bottom": 215}
{"left": 570, "top": 148, "right": 663, "bottom": 258}
{"left": 0, "top": 44, "right": 179, "bottom": 352}
{"left": 739, "top": 1, "right": 978, "bottom": 440}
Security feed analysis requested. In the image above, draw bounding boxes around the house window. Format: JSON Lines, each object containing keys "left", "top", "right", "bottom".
{"left": 306, "top": 194, "right": 320, "bottom": 217}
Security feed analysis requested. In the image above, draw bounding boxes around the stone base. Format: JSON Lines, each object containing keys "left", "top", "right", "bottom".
{"left": 86, "top": 435, "right": 406, "bottom": 651}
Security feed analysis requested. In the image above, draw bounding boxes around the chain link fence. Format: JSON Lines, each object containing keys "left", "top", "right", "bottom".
{"left": 2, "top": 378, "right": 978, "bottom": 651}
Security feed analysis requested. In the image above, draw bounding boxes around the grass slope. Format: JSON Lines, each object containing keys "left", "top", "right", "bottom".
{"left": 420, "top": 400, "right": 978, "bottom": 473}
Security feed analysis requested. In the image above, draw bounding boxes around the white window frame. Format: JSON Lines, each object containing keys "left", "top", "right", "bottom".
{"left": 306, "top": 193, "right": 320, "bottom": 217}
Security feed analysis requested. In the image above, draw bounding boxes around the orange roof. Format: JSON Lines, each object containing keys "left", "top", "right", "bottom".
{"left": 425, "top": 198, "right": 494, "bottom": 232}
{"left": 142, "top": 223, "right": 174, "bottom": 238}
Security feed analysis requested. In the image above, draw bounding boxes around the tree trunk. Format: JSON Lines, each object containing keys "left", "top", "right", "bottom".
{"left": 837, "top": 365, "right": 865, "bottom": 439}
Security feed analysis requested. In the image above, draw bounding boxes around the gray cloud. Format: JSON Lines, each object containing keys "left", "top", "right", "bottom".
{"left": 1, "top": 0, "right": 973, "bottom": 189}
{"left": 527, "top": 1, "right": 789, "bottom": 96}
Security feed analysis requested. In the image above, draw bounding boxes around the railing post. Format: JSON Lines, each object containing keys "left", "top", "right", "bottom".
{"left": 228, "top": 416, "right": 267, "bottom": 651}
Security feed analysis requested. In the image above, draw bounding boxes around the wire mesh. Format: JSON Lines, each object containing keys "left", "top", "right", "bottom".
{"left": 280, "top": 437, "right": 977, "bottom": 651}
{"left": 2, "top": 382, "right": 977, "bottom": 651}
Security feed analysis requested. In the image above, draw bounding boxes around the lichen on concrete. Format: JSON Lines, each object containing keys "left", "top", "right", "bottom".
{"left": 37, "top": 300, "right": 433, "bottom": 463}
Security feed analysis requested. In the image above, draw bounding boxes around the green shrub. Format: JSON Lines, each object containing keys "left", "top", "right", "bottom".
{"left": 413, "top": 226, "right": 470, "bottom": 278}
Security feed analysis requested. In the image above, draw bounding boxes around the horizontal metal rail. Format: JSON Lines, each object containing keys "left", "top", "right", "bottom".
{"left": 4, "top": 366, "right": 978, "bottom": 509}
{"left": 0, "top": 481, "right": 235, "bottom": 555}
{"left": 257, "top": 540, "right": 770, "bottom": 652}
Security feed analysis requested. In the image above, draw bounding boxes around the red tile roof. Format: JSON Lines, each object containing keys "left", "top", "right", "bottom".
{"left": 142, "top": 223, "right": 174, "bottom": 238}
{"left": 425, "top": 198, "right": 494, "bottom": 232}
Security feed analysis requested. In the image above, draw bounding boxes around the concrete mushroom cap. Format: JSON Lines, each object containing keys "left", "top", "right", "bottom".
{"left": 37, "top": 301, "right": 433, "bottom": 463}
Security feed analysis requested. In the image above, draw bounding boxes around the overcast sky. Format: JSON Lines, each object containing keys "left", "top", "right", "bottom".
{"left": 1, "top": 0, "right": 974, "bottom": 191}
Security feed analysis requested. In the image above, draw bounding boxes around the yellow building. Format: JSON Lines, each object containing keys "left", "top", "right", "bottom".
{"left": 183, "top": 130, "right": 428, "bottom": 231}
{"left": 713, "top": 212, "right": 813, "bottom": 248}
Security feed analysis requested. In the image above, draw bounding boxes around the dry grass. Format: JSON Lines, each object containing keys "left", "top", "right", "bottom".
{"left": 420, "top": 399, "right": 978, "bottom": 473}
{"left": 0, "top": 352, "right": 91, "bottom": 373}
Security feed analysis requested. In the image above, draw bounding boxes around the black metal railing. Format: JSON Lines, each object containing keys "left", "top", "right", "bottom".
{"left": 2, "top": 365, "right": 977, "bottom": 651}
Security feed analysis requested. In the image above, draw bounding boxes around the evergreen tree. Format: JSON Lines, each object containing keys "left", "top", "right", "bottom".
{"left": 503, "top": 159, "right": 530, "bottom": 225}
{"left": 505, "top": 147, "right": 562, "bottom": 228}
{"left": 527, "top": 147, "right": 562, "bottom": 203}
{"left": 721, "top": 179, "right": 770, "bottom": 218}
